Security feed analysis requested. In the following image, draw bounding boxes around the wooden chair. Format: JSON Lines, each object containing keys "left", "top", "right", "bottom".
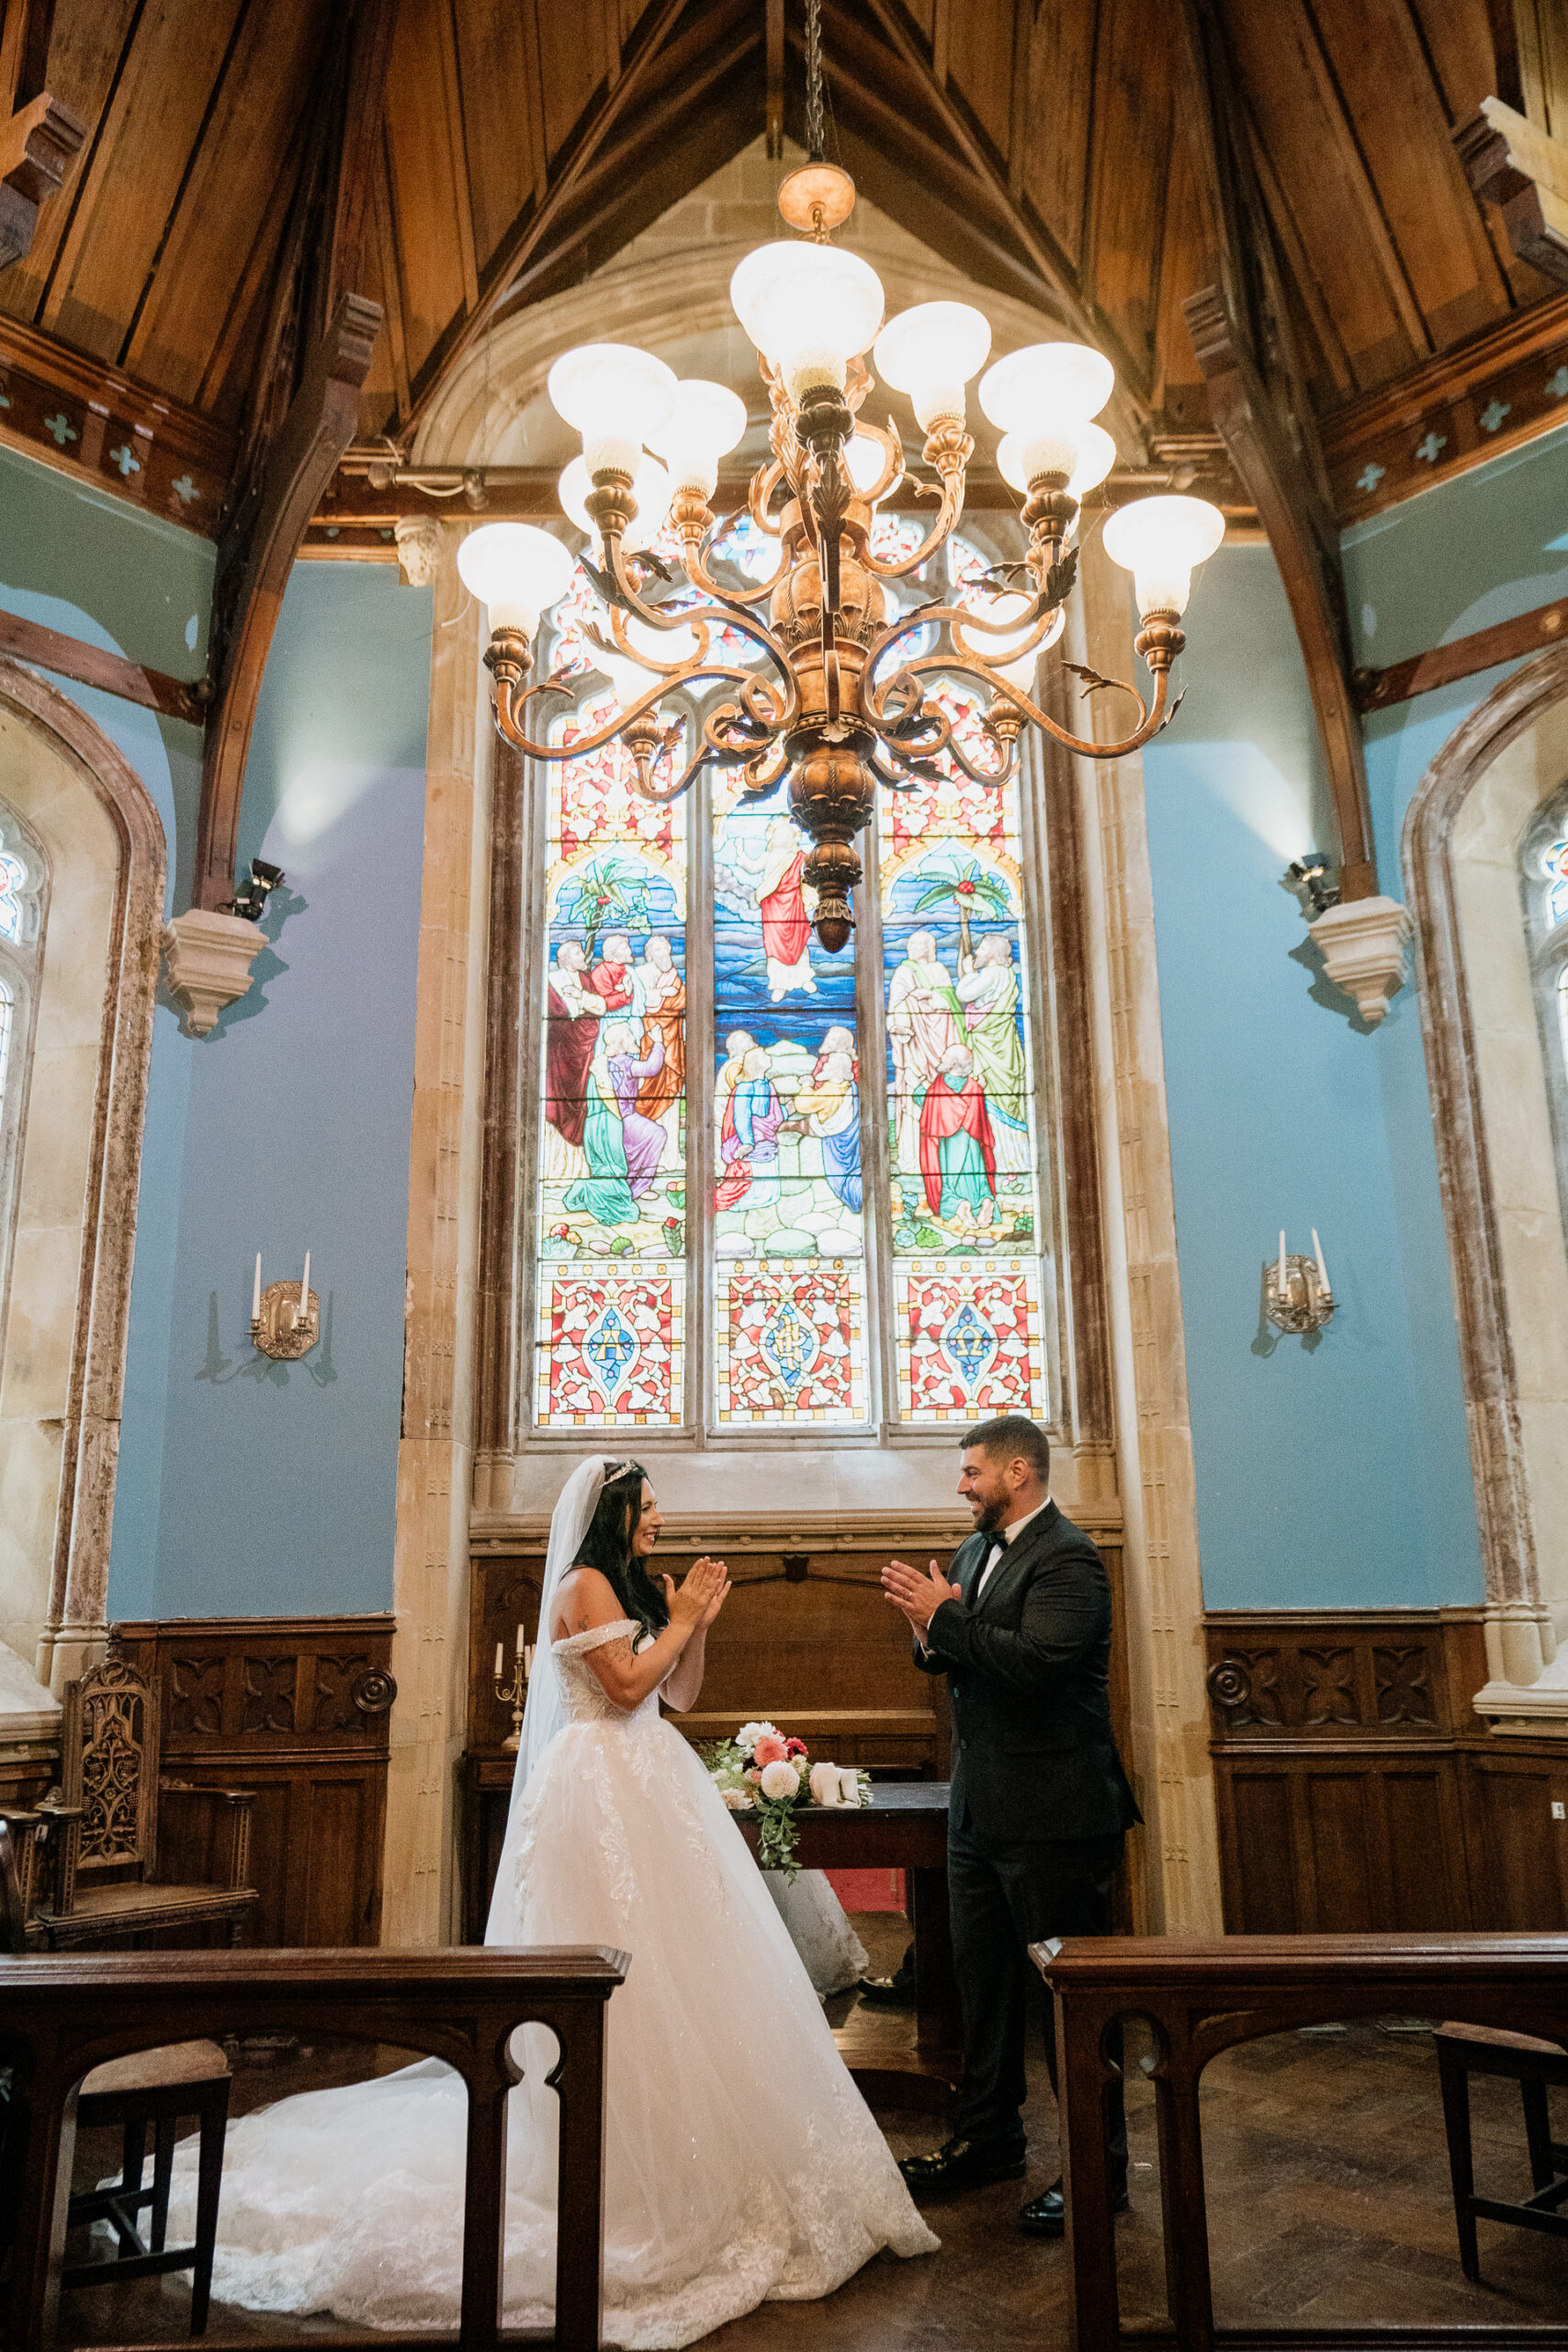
{"left": 31, "top": 1655, "right": 258, "bottom": 1949}
{"left": 1434, "top": 2021, "right": 1568, "bottom": 2279}
{"left": 0, "top": 1815, "right": 232, "bottom": 2335}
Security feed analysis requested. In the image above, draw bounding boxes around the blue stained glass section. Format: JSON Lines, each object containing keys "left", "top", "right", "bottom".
{"left": 582, "top": 1301, "right": 639, "bottom": 1401}
{"left": 942, "top": 1298, "right": 998, "bottom": 1392}
{"left": 759, "top": 1296, "right": 820, "bottom": 1393}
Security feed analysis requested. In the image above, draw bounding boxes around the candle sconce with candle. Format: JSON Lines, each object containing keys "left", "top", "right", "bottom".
{"left": 250, "top": 1251, "right": 320, "bottom": 1360}
{"left": 493, "top": 1625, "right": 535, "bottom": 1753}
{"left": 1263, "top": 1228, "right": 1337, "bottom": 1336}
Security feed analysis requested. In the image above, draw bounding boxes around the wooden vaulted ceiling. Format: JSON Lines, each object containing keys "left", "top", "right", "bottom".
{"left": 1, "top": 0, "right": 1564, "bottom": 535}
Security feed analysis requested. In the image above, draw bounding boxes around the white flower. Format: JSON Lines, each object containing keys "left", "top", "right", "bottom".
{"left": 809, "top": 1760, "right": 842, "bottom": 1806}
{"left": 759, "top": 1758, "right": 798, "bottom": 1801}
{"left": 736, "top": 1719, "right": 780, "bottom": 1757}
{"left": 719, "top": 1787, "right": 753, "bottom": 1811}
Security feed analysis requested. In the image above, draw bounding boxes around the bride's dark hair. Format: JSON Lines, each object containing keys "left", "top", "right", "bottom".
{"left": 575, "top": 1460, "right": 670, "bottom": 1644}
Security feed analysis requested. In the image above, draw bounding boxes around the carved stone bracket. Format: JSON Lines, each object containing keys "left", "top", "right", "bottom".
{"left": 161, "top": 908, "right": 267, "bottom": 1038}
{"left": 0, "top": 91, "right": 85, "bottom": 276}
{"left": 1309, "top": 895, "right": 1414, "bottom": 1026}
{"left": 1455, "top": 97, "right": 1568, "bottom": 290}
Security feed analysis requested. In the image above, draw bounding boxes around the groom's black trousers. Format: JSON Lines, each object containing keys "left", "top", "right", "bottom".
{"left": 948, "top": 1815, "right": 1127, "bottom": 2177}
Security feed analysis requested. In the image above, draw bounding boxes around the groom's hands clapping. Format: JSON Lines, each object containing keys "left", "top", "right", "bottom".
{"left": 881, "top": 1555, "right": 959, "bottom": 1633}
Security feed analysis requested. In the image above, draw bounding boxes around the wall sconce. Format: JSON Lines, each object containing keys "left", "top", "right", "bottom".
{"left": 1263, "top": 1228, "right": 1337, "bottom": 1334}
{"left": 251, "top": 1250, "right": 319, "bottom": 1359}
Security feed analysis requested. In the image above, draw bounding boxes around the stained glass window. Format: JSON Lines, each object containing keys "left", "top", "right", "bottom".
{"left": 711, "top": 770, "right": 869, "bottom": 1423}
{"left": 0, "top": 842, "right": 25, "bottom": 944}
{"left": 525, "top": 522, "right": 1053, "bottom": 1436}
{"left": 880, "top": 536, "right": 1047, "bottom": 1424}
{"left": 534, "top": 691, "right": 689, "bottom": 1427}
{"left": 1544, "top": 836, "right": 1568, "bottom": 929}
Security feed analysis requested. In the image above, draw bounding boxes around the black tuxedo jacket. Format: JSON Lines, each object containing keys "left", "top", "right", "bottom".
{"left": 913, "top": 1501, "right": 1142, "bottom": 1846}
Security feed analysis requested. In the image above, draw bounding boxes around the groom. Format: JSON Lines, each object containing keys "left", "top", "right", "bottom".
{"left": 881, "top": 1415, "right": 1141, "bottom": 2237}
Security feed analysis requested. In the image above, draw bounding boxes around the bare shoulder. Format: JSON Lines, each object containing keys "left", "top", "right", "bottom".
{"left": 551, "top": 1564, "right": 626, "bottom": 1639}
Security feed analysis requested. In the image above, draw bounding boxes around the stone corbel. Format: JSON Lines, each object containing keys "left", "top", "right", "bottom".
{"left": 1308, "top": 895, "right": 1414, "bottom": 1026}
{"left": 1454, "top": 97, "right": 1568, "bottom": 290}
{"left": 394, "top": 514, "right": 444, "bottom": 587}
{"left": 161, "top": 907, "right": 267, "bottom": 1037}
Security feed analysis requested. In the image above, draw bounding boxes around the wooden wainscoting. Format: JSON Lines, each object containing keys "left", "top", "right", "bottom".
{"left": 1207, "top": 1608, "right": 1568, "bottom": 1933}
{"left": 113, "top": 1616, "right": 396, "bottom": 1947}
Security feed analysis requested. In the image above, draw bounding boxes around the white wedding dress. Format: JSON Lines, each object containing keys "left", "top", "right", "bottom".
{"left": 162, "top": 1614, "right": 936, "bottom": 2346}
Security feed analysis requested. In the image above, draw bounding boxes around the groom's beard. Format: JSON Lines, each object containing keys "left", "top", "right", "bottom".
{"left": 972, "top": 1492, "right": 1009, "bottom": 1535}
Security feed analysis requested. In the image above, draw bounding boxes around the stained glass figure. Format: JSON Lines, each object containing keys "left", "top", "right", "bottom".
{"left": 535, "top": 682, "right": 688, "bottom": 1427}
{"left": 0, "top": 841, "right": 25, "bottom": 944}
{"left": 711, "top": 767, "right": 870, "bottom": 1423}
{"left": 881, "top": 543, "right": 1046, "bottom": 1420}
{"left": 1544, "top": 835, "right": 1568, "bottom": 929}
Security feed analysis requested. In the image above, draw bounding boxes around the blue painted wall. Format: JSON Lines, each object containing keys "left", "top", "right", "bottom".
{"left": 1143, "top": 420, "right": 1568, "bottom": 1609}
{"left": 107, "top": 561, "right": 433, "bottom": 1620}
{"left": 0, "top": 442, "right": 431, "bottom": 1622}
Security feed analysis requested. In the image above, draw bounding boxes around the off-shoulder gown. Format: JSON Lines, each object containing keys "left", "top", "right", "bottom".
{"left": 162, "top": 1618, "right": 937, "bottom": 2346}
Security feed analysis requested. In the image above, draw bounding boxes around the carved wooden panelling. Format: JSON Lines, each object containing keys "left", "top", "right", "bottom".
{"left": 1206, "top": 1618, "right": 1451, "bottom": 1740}
{"left": 167, "top": 1654, "right": 224, "bottom": 1739}
{"left": 110, "top": 1616, "right": 395, "bottom": 1948}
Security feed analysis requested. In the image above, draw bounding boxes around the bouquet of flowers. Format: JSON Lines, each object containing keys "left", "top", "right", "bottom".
{"left": 702, "top": 1720, "right": 870, "bottom": 1878}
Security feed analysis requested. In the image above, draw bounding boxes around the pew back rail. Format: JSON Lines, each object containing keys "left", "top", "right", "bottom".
{"left": 0, "top": 1944, "right": 627, "bottom": 2352}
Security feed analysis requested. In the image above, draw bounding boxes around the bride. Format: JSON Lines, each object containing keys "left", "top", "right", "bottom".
{"left": 164, "top": 1456, "right": 937, "bottom": 2346}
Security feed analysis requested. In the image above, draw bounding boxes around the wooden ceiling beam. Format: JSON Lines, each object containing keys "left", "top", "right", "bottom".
{"left": 1180, "top": 0, "right": 1377, "bottom": 904}
{"left": 1455, "top": 97, "right": 1568, "bottom": 289}
{"left": 849, "top": 0, "right": 1154, "bottom": 420}
{"left": 192, "top": 0, "right": 394, "bottom": 914}
{"left": 393, "top": 0, "right": 694, "bottom": 443}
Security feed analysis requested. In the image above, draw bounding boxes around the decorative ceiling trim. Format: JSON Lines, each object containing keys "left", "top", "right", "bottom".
{"left": 1325, "top": 292, "right": 1568, "bottom": 523}
{"left": 0, "top": 314, "right": 232, "bottom": 534}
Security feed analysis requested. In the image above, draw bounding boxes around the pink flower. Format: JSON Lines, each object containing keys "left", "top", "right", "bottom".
{"left": 784, "top": 1738, "right": 807, "bottom": 1758}
{"left": 745, "top": 1767, "right": 762, "bottom": 1785}
{"left": 752, "top": 1733, "right": 788, "bottom": 1768}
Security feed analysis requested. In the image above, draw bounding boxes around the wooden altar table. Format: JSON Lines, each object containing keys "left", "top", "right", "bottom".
{"left": 462, "top": 1755, "right": 962, "bottom": 2112}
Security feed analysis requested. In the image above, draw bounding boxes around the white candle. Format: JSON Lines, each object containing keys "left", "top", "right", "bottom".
{"left": 1312, "top": 1228, "right": 1331, "bottom": 1295}
{"left": 300, "top": 1250, "right": 310, "bottom": 1316}
{"left": 1278, "top": 1230, "right": 1287, "bottom": 1295}
{"left": 494, "top": 1641, "right": 504, "bottom": 1679}
{"left": 524, "top": 1644, "right": 535, "bottom": 1676}
{"left": 515, "top": 1623, "right": 525, "bottom": 1656}
{"left": 253, "top": 1252, "right": 261, "bottom": 1320}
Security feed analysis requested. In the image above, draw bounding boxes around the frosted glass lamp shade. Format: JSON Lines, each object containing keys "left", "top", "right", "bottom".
{"left": 547, "top": 344, "right": 678, "bottom": 479}
{"left": 599, "top": 614, "right": 702, "bottom": 707}
{"left": 649, "top": 379, "right": 748, "bottom": 497}
{"left": 980, "top": 340, "right": 1114, "bottom": 484}
{"left": 728, "top": 241, "right": 885, "bottom": 402}
{"left": 558, "top": 454, "right": 673, "bottom": 553}
{"left": 955, "top": 590, "right": 1065, "bottom": 689}
{"left": 874, "top": 300, "right": 992, "bottom": 429}
{"left": 998, "top": 418, "right": 1117, "bottom": 499}
{"left": 457, "top": 523, "right": 574, "bottom": 636}
{"left": 1101, "top": 493, "right": 1225, "bottom": 617}
{"left": 845, "top": 430, "right": 891, "bottom": 495}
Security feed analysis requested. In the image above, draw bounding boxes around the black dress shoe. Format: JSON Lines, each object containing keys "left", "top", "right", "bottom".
{"left": 1017, "top": 2176, "right": 1130, "bottom": 2236}
{"left": 898, "top": 2136, "right": 1028, "bottom": 2193}
{"left": 857, "top": 1945, "right": 915, "bottom": 2007}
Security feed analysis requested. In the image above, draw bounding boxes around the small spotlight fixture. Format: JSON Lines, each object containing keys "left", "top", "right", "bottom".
{"left": 226, "top": 858, "right": 285, "bottom": 924}
{"left": 1282, "top": 852, "right": 1340, "bottom": 921}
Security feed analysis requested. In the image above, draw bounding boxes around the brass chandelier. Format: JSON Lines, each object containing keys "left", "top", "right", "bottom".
{"left": 457, "top": 157, "right": 1223, "bottom": 954}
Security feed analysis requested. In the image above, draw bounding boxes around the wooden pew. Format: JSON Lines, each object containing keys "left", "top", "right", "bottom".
{"left": 1036, "top": 1932, "right": 1568, "bottom": 2352}
{"left": 0, "top": 1944, "right": 626, "bottom": 2352}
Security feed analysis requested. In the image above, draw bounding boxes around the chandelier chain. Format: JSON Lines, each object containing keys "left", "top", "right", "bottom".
{"left": 805, "top": 0, "right": 825, "bottom": 164}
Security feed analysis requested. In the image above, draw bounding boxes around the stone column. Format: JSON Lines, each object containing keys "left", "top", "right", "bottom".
{"left": 1065, "top": 540, "right": 1224, "bottom": 1935}
{"left": 380, "top": 525, "right": 491, "bottom": 1945}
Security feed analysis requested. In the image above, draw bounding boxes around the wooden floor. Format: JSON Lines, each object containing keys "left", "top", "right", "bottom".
{"left": 57, "top": 1917, "right": 1568, "bottom": 2347}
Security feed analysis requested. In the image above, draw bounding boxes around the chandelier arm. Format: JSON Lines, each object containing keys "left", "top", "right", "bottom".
{"left": 944, "top": 658, "right": 1171, "bottom": 759}
{"left": 595, "top": 536, "right": 800, "bottom": 704}
{"left": 681, "top": 509, "right": 791, "bottom": 607}
{"left": 491, "top": 658, "right": 766, "bottom": 762}
{"left": 870, "top": 694, "right": 1015, "bottom": 788}
{"left": 859, "top": 477, "right": 964, "bottom": 580}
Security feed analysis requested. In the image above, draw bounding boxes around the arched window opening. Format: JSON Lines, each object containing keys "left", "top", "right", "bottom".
{"left": 1521, "top": 789, "right": 1568, "bottom": 1236}
{"left": 525, "top": 519, "right": 1055, "bottom": 1438}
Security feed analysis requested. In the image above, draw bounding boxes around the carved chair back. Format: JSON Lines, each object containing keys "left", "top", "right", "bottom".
{"left": 57, "top": 1656, "right": 160, "bottom": 1909}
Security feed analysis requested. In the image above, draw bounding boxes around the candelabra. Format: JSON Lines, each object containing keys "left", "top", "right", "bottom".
{"left": 493, "top": 1631, "right": 535, "bottom": 1753}
{"left": 1263, "top": 1230, "right": 1337, "bottom": 1335}
{"left": 454, "top": 156, "right": 1224, "bottom": 957}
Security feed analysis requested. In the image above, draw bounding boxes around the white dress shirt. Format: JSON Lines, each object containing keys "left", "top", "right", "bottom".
{"left": 974, "top": 1496, "right": 1052, "bottom": 1602}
